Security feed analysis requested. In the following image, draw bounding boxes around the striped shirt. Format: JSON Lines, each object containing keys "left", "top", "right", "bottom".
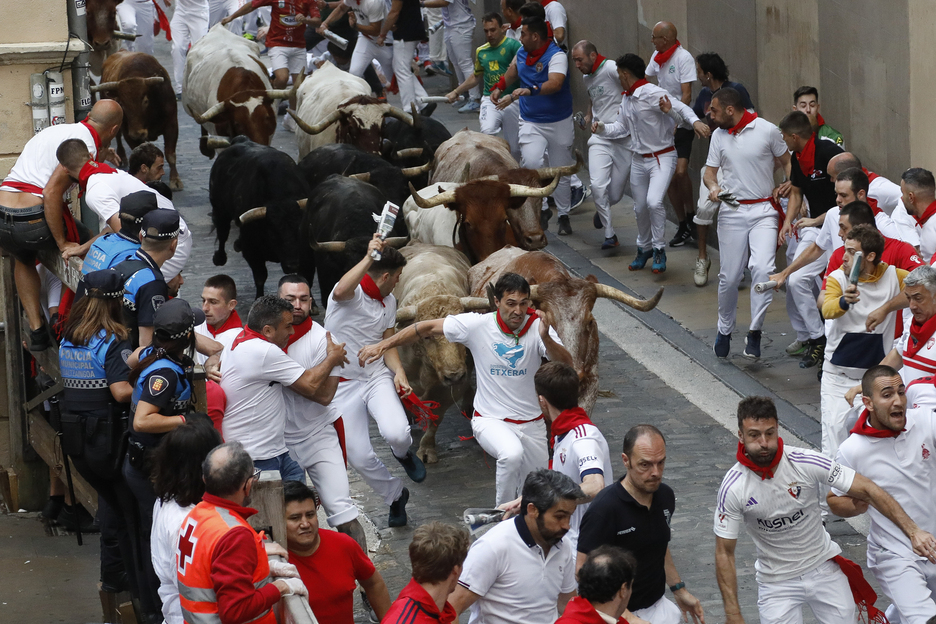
{"left": 551, "top": 423, "right": 613, "bottom": 547}
{"left": 895, "top": 323, "right": 936, "bottom": 383}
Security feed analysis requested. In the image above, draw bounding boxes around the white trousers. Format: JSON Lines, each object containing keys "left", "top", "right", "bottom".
{"left": 757, "top": 559, "right": 857, "bottom": 624}
{"left": 479, "top": 97, "right": 520, "bottom": 161}
{"left": 331, "top": 371, "right": 410, "bottom": 505}
{"left": 209, "top": 0, "right": 241, "bottom": 29}
{"left": 588, "top": 134, "right": 632, "bottom": 239}
{"left": 630, "top": 151, "right": 677, "bottom": 250}
{"left": 444, "top": 26, "right": 479, "bottom": 100}
{"left": 819, "top": 369, "right": 859, "bottom": 461}
{"left": 116, "top": 2, "right": 138, "bottom": 50}
{"left": 350, "top": 35, "right": 395, "bottom": 86}
{"left": 633, "top": 596, "right": 681, "bottom": 624}
{"left": 286, "top": 422, "right": 359, "bottom": 527}
{"left": 868, "top": 544, "right": 936, "bottom": 624}
{"left": 519, "top": 117, "right": 574, "bottom": 215}
{"left": 131, "top": 0, "right": 156, "bottom": 55}
{"left": 393, "top": 40, "right": 428, "bottom": 112}
{"left": 716, "top": 201, "right": 778, "bottom": 335}
{"left": 786, "top": 226, "right": 827, "bottom": 341}
{"left": 171, "top": 9, "right": 209, "bottom": 95}
{"left": 471, "top": 416, "right": 548, "bottom": 507}
{"left": 425, "top": 8, "right": 445, "bottom": 62}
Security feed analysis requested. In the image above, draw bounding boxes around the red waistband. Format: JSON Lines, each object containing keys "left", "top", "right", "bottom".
{"left": 1, "top": 180, "right": 44, "bottom": 196}
{"left": 474, "top": 410, "right": 545, "bottom": 425}
{"left": 640, "top": 145, "right": 676, "bottom": 158}
{"left": 737, "top": 198, "right": 771, "bottom": 204}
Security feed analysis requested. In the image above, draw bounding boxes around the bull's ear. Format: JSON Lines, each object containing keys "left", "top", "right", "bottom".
{"left": 585, "top": 275, "right": 598, "bottom": 284}
{"left": 507, "top": 196, "right": 526, "bottom": 211}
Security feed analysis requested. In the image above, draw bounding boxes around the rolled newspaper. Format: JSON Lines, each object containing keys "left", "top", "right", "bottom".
{"left": 322, "top": 29, "right": 349, "bottom": 50}
{"left": 420, "top": 96, "right": 452, "bottom": 103}
{"left": 753, "top": 281, "right": 777, "bottom": 293}
{"left": 464, "top": 508, "right": 505, "bottom": 534}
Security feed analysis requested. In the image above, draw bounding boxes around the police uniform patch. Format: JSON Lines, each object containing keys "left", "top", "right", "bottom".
{"left": 121, "top": 349, "right": 132, "bottom": 364}
{"left": 152, "top": 295, "right": 166, "bottom": 311}
{"left": 149, "top": 375, "right": 169, "bottom": 395}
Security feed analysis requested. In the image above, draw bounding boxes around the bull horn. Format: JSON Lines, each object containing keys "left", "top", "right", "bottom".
{"left": 396, "top": 306, "right": 417, "bottom": 323}
{"left": 310, "top": 240, "right": 347, "bottom": 252}
{"left": 349, "top": 172, "right": 371, "bottom": 182}
{"left": 238, "top": 206, "right": 266, "bottom": 224}
{"left": 112, "top": 30, "right": 140, "bottom": 40}
{"left": 459, "top": 297, "right": 492, "bottom": 311}
{"left": 528, "top": 285, "right": 540, "bottom": 302}
{"left": 409, "top": 182, "right": 457, "bottom": 209}
{"left": 205, "top": 136, "right": 231, "bottom": 149}
{"left": 289, "top": 109, "right": 341, "bottom": 135}
{"left": 90, "top": 81, "right": 121, "bottom": 93}
{"left": 384, "top": 237, "right": 409, "bottom": 248}
{"left": 400, "top": 160, "right": 433, "bottom": 178}
{"left": 394, "top": 147, "right": 424, "bottom": 160}
{"left": 384, "top": 106, "right": 415, "bottom": 126}
{"left": 508, "top": 174, "right": 560, "bottom": 198}
{"left": 192, "top": 101, "right": 226, "bottom": 124}
{"left": 535, "top": 150, "right": 584, "bottom": 180}
{"left": 409, "top": 101, "right": 422, "bottom": 130}
{"left": 143, "top": 76, "right": 165, "bottom": 85}
{"left": 267, "top": 68, "right": 305, "bottom": 99}
{"left": 594, "top": 284, "right": 664, "bottom": 312}
{"left": 297, "top": 198, "right": 308, "bottom": 209}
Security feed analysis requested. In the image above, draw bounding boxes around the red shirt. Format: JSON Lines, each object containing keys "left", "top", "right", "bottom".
{"left": 206, "top": 380, "right": 226, "bottom": 436}
{"left": 382, "top": 579, "right": 457, "bottom": 624}
{"left": 251, "top": 0, "right": 319, "bottom": 47}
{"left": 822, "top": 237, "right": 923, "bottom": 288}
{"left": 289, "top": 530, "right": 376, "bottom": 624}
{"left": 556, "top": 596, "right": 628, "bottom": 624}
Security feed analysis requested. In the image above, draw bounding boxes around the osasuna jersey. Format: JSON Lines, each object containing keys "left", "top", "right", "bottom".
{"left": 907, "top": 375, "right": 936, "bottom": 410}
{"left": 552, "top": 424, "right": 613, "bottom": 545}
{"left": 284, "top": 321, "right": 341, "bottom": 441}
{"left": 714, "top": 445, "right": 856, "bottom": 583}
{"left": 894, "top": 324, "right": 936, "bottom": 383}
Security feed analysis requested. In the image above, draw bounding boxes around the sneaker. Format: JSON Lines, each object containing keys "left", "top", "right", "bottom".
{"left": 785, "top": 339, "right": 808, "bottom": 356}
{"left": 601, "top": 235, "right": 619, "bottom": 250}
{"left": 593, "top": 211, "right": 602, "bottom": 229}
{"left": 743, "top": 330, "right": 762, "bottom": 359}
{"left": 282, "top": 112, "right": 297, "bottom": 133}
{"left": 540, "top": 208, "right": 552, "bottom": 231}
{"left": 360, "top": 590, "right": 379, "bottom": 624}
{"left": 557, "top": 215, "right": 572, "bottom": 235}
{"left": 29, "top": 324, "right": 52, "bottom": 351}
{"left": 243, "top": 32, "right": 256, "bottom": 41}
{"left": 420, "top": 102, "right": 437, "bottom": 117}
{"left": 431, "top": 62, "right": 452, "bottom": 76}
{"left": 458, "top": 100, "right": 480, "bottom": 113}
{"left": 57, "top": 504, "right": 100, "bottom": 533}
{"left": 714, "top": 332, "right": 731, "bottom": 358}
{"left": 40, "top": 495, "right": 64, "bottom": 523}
{"left": 693, "top": 257, "right": 711, "bottom": 287}
{"left": 800, "top": 337, "right": 826, "bottom": 369}
{"left": 629, "top": 248, "right": 653, "bottom": 271}
{"left": 570, "top": 185, "right": 589, "bottom": 210}
{"left": 424, "top": 63, "right": 438, "bottom": 76}
{"left": 669, "top": 221, "right": 693, "bottom": 247}
{"left": 388, "top": 488, "right": 409, "bottom": 527}
{"left": 651, "top": 248, "right": 666, "bottom": 273}
{"left": 395, "top": 450, "right": 426, "bottom": 482}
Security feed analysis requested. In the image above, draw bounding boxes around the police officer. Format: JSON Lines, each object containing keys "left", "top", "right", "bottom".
{"left": 81, "top": 191, "right": 158, "bottom": 274}
{"left": 123, "top": 297, "right": 205, "bottom": 620}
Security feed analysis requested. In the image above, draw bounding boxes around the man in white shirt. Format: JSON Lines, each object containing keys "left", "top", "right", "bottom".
{"left": 900, "top": 168, "right": 936, "bottom": 263}
{"left": 422, "top": 0, "right": 480, "bottom": 112}
{"left": 593, "top": 53, "right": 709, "bottom": 274}
{"left": 220, "top": 295, "right": 348, "bottom": 482}
{"left": 195, "top": 274, "right": 243, "bottom": 363}
{"left": 449, "top": 469, "right": 580, "bottom": 624}
{"left": 645, "top": 21, "right": 698, "bottom": 248}
{"left": 830, "top": 365, "right": 936, "bottom": 624}
{"left": 318, "top": 0, "right": 394, "bottom": 89}
{"left": 325, "top": 236, "right": 426, "bottom": 528}
{"left": 714, "top": 395, "right": 936, "bottom": 624}
{"left": 572, "top": 40, "right": 633, "bottom": 250}
{"left": 704, "top": 87, "right": 789, "bottom": 360}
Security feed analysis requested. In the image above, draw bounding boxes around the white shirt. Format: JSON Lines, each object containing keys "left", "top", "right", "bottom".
{"left": 834, "top": 406, "right": 936, "bottom": 559}
{"left": 193, "top": 320, "right": 241, "bottom": 366}
{"left": 343, "top": 0, "right": 387, "bottom": 35}
{"left": 1, "top": 122, "right": 98, "bottom": 194}
{"left": 219, "top": 335, "right": 306, "bottom": 460}
{"left": 599, "top": 82, "right": 700, "bottom": 154}
{"left": 458, "top": 515, "right": 577, "bottom": 624}
{"left": 442, "top": 312, "right": 550, "bottom": 421}
{"left": 919, "top": 214, "right": 936, "bottom": 264}
{"left": 895, "top": 322, "right": 936, "bottom": 383}
{"left": 814, "top": 205, "right": 904, "bottom": 252}
{"left": 543, "top": 1, "right": 566, "bottom": 32}
{"left": 645, "top": 45, "right": 696, "bottom": 102}
{"left": 84, "top": 168, "right": 175, "bottom": 231}
{"left": 705, "top": 117, "right": 788, "bottom": 202}
{"left": 284, "top": 320, "right": 341, "bottom": 441}
{"left": 713, "top": 445, "right": 856, "bottom": 583}
{"left": 324, "top": 284, "right": 396, "bottom": 380}
{"left": 151, "top": 498, "right": 193, "bottom": 624}
{"left": 584, "top": 59, "right": 625, "bottom": 126}
{"left": 440, "top": 0, "right": 474, "bottom": 29}
{"left": 552, "top": 423, "right": 613, "bottom": 546}
{"left": 546, "top": 53, "right": 568, "bottom": 75}
{"left": 906, "top": 375, "right": 936, "bottom": 410}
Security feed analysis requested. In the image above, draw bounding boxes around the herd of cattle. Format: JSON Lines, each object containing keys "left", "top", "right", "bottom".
{"left": 80, "top": 15, "right": 664, "bottom": 460}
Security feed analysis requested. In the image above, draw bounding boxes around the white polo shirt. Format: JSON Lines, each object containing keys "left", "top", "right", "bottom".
{"left": 219, "top": 334, "right": 306, "bottom": 460}
{"left": 895, "top": 323, "right": 936, "bottom": 383}
{"left": 284, "top": 320, "right": 341, "bottom": 442}
{"left": 705, "top": 117, "right": 788, "bottom": 202}
{"left": 833, "top": 407, "right": 936, "bottom": 560}
{"left": 442, "top": 312, "right": 551, "bottom": 421}
{"left": 1, "top": 122, "right": 99, "bottom": 195}
{"left": 324, "top": 284, "right": 396, "bottom": 380}
{"left": 814, "top": 205, "right": 904, "bottom": 253}
{"left": 584, "top": 60, "right": 627, "bottom": 126}
{"left": 645, "top": 45, "right": 695, "bottom": 102}
{"left": 714, "top": 446, "right": 856, "bottom": 583}
{"left": 552, "top": 423, "right": 613, "bottom": 545}
{"left": 458, "top": 515, "right": 577, "bottom": 624}
{"left": 194, "top": 321, "right": 242, "bottom": 365}
{"left": 599, "top": 82, "right": 700, "bottom": 154}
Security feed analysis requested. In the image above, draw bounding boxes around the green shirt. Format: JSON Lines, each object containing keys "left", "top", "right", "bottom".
{"left": 818, "top": 123, "right": 844, "bottom": 148}
{"left": 474, "top": 36, "right": 522, "bottom": 96}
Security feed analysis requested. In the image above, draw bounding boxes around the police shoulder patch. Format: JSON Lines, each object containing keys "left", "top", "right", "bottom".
{"left": 121, "top": 349, "right": 132, "bottom": 364}
{"left": 152, "top": 295, "right": 166, "bottom": 311}
{"left": 149, "top": 375, "right": 169, "bottom": 395}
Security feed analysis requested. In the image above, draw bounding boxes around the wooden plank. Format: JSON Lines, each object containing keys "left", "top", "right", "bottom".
{"left": 26, "top": 412, "right": 98, "bottom": 515}
{"left": 36, "top": 249, "right": 83, "bottom": 293}
{"left": 23, "top": 382, "right": 64, "bottom": 413}
{"left": 247, "top": 472, "right": 288, "bottom": 548}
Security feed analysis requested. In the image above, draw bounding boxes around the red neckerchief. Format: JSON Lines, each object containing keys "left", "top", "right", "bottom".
{"left": 360, "top": 274, "right": 385, "bottom": 306}
{"left": 795, "top": 134, "right": 818, "bottom": 177}
{"left": 862, "top": 168, "right": 880, "bottom": 183}
{"left": 727, "top": 110, "right": 758, "bottom": 135}
{"left": 866, "top": 196, "right": 883, "bottom": 216}
{"left": 153, "top": 0, "right": 173, "bottom": 39}
{"left": 830, "top": 555, "right": 888, "bottom": 624}
{"left": 914, "top": 200, "right": 936, "bottom": 227}
{"left": 550, "top": 407, "right": 593, "bottom": 440}
{"left": 816, "top": 112, "right": 827, "bottom": 128}
{"left": 509, "top": 16, "right": 521, "bottom": 30}
{"left": 540, "top": 0, "right": 555, "bottom": 5}
{"left": 588, "top": 54, "right": 606, "bottom": 75}
{"left": 525, "top": 41, "right": 551, "bottom": 66}
{"left": 496, "top": 308, "right": 538, "bottom": 344}
{"left": 652, "top": 41, "right": 681, "bottom": 67}
{"left": 850, "top": 409, "right": 903, "bottom": 438}
{"left": 79, "top": 120, "right": 102, "bottom": 156}
{"left": 230, "top": 326, "right": 271, "bottom": 350}
{"left": 285, "top": 317, "right": 312, "bottom": 350}
{"left": 207, "top": 310, "right": 242, "bottom": 338}
{"left": 624, "top": 78, "right": 649, "bottom": 97}
{"left": 77, "top": 160, "right": 117, "bottom": 196}
{"left": 906, "top": 312, "right": 936, "bottom": 357}
{"left": 736, "top": 438, "right": 784, "bottom": 480}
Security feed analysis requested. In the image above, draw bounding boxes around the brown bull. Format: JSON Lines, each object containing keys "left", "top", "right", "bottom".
{"left": 86, "top": 0, "right": 122, "bottom": 75}
{"left": 95, "top": 51, "right": 181, "bottom": 190}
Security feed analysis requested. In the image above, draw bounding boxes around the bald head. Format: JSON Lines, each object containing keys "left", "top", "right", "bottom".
{"left": 202, "top": 441, "right": 254, "bottom": 498}
{"left": 828, "top": 152, "right": 862, "bottom": 179}
{"left": 86, "top": 100, "right": 123, "bottom": 143}
{"left": 652, "top": 21, "right": 677, "bottom": 51}
{"left": 572, "top": 40, "right": 597, "bottom": 56}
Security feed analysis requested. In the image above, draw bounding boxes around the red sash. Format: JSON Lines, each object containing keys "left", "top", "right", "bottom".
{"left": 830, "top": 555, "right": 888, "bottom": 623}
{"left": 735, "top": 438, "right": 783, "bottom": 480}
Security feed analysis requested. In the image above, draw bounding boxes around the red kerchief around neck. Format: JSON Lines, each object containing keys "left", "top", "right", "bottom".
{"left": 914, "top": 200, "right": 936, "bottom": 227}
{"left": 510, "top": 16, "right": 521, "bottom": 30}
{"left": 624, "top": 78, "right": 649, "bottom": 97}
{"left": 906, "top": 312, "right": 936, "bottom": 357}
{"left": 285, "top": 317, "right": 313, "bottom": 351}
{"left": 728, "top": 110, "right": 758, "bottom": 135}
{"left": 231, "top": 326, "right": 270, "bottom": 350}
{"left": 360, "top": 274, "right": 385, "bottom": 306}
{"left": 551, "top": 407, "right": 593, "bottom": 439}
{"left": 816, "top": 112, "right": 827, "bottom": 128}
{"left": 736, "top": 438, "right": 784, "bottom": 480}
{"left": 77, "top": 160, "right": 117, "bottom": 196}
{"left": 207, "top": 310, "right": 242, "bottom": 338}
{"left": 862, "top": 168, "right": 880, "bottom": 183}
{"left": 652, "top": 41, "right": 681, "bottom": 66}
{"left": 796, "top": 134, "right": 818, "bottom": 177}
{"left": 79, "top": 120, "right": 102, "bottom": 154}
{"left": 525, "top": 41, "right": 551, "bottom": 66}
{"left": 589, "top": 54, "right": 606, "bottom": 75}
{"left": 496, "top": 308, "right": 538, "bottom": 344}
{"left": 850, "top": 409, "right": 902, "bottom": 438}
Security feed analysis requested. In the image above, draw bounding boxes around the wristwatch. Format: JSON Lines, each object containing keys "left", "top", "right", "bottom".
{"left": 669, "top": 582, "right": 686, "bottom": 593}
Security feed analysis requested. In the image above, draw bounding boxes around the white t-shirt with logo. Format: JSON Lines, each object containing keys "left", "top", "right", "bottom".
{"left": 552, "top": 423, "right": 613, "bottom": 545}
{"left": 284, "top": 321, "right": 341, "bottom": 442}
{"left": 584, "top": 60, "right": 626, "bottom": 126}
{"left": 645, "top": 45, "right": 695, "bottom": 102}
{"left": 713, "top": 445, "right": 856, "bottom": 583}
{"left": 324, "top": 284, "right": 396, "bottom": 380}
{"left": 219, "top": 336, "right": 306, "bottom": 460}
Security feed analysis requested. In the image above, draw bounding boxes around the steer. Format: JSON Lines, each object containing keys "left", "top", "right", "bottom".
{"left": 86, "top": 0, "right": 122, "bottom": 74}
{"left": 393, "top": 244, "right": 491, "bottom": 463}
{"left": 210, "top": 137, "right": 311, "bottom": 300}
{"left": 93, "top": 51, "right": 182, "bottom": 190}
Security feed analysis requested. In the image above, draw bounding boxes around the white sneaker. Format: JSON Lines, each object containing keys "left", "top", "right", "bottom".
{"left": 694, "top": 257, "right": 711, "bottom": 287}
{"left": 786, "top": 339, "right": 808, "bottom": 356}
{"left": 283, "top": 112, "right": 297, "bottom": 133}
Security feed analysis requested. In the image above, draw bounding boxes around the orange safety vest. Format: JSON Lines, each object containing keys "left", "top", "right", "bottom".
{"left": 176, "top": 501, "right": 277, "bottom": 624}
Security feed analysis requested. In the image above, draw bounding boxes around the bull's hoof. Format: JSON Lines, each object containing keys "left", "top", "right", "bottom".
{"left": 232, "top": 239, "right": 242, "bottom": 252}
{"left": 417, "top": 444, "right": 439, "bottom": 465}
{"left": 213, "top": 250, "right": 227, "bottom": 266}
{"left": 169, "top": 178, "right": 183, "bottom": 191}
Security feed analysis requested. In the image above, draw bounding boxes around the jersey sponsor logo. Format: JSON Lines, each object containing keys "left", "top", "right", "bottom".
{"left": 280, "top": 14, "right": 300, "bottom": 26}
{"left": 177, "top": 517, "right": 198, "bottom": 574}
{"left": 559, "top": 450, "right": 566, "bottom": 465}
{"left": 488, "top": 60, "right": 500, "bottom": 71}
{"left": 149, "top": 375, "right": 169, "bottom": 395}
{"left": 756, "top": 509, "right": 806, "bottom": 532}
{"left": 827, "top": 464, "right": 842, "bottom": 485}
{"left": 492, "top": 341, "right": 525, "bottom": 368}
{"left": 663, "top": 509, "right": 671, "bottom": 527}
{"left": 616, "top": 527, "right": 636, "bottom": 535}
{"left": 924, "top": 443, "right": 931, "bottom": 460}
{"left": 578, "top": 455, "right": 597, "bottom": 467}
{"left": 745, "top": 497, "right": 758, "bottom": 507}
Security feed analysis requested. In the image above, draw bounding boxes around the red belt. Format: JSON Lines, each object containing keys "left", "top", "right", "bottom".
{"left": 474, "top": 410, "right": 544, "bottom": 425}
{"left": 640, "top": 145, "right": 676, "bottom": 166}
{"left": 738, "top": 197, "right": 787, "bottom": 246}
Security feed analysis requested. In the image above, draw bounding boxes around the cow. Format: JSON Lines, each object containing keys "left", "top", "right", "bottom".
{"left": 289, "top": 61, "right": 416, "bottom": 158}
{"left": 393, "top": 244, "right": 491, "bottom": 463}
{"left": 182, "top": 24, "right": 295, "bottom": 158}
{"left": 210, "top": 137, "right": 311, "bottom": 300}
{"left": 92, "top": 51, "right": 182, "bottom": 190}
{"left": 86, "top": 0, "right": 122, "bottom": 74}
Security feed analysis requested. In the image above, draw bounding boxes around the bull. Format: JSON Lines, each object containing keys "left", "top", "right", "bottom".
{"left": 93, "top": 51, "right": 182, "bottom": 190}
{"left": 86, "top": 0, "right": 122, "bottom": 74}
{"left": 380, "top": 111, "right": 452, "bottom": 171}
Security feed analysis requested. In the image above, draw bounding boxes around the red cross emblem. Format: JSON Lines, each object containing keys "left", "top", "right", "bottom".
{"left": 177, "top": 518, "right": 199, "bottom": 574}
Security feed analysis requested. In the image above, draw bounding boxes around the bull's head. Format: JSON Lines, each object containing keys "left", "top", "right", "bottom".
{"left": 289, "top": 95, "right": 415, "bottom": 155}
{"left": 86, "top": 0, "right": 122, "bottom": 51}
{"left": 236, "top": 198, "right": 307, "bottom": 273}
{"left": 92, "top": 76, "right": 165, "bottom": 144}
